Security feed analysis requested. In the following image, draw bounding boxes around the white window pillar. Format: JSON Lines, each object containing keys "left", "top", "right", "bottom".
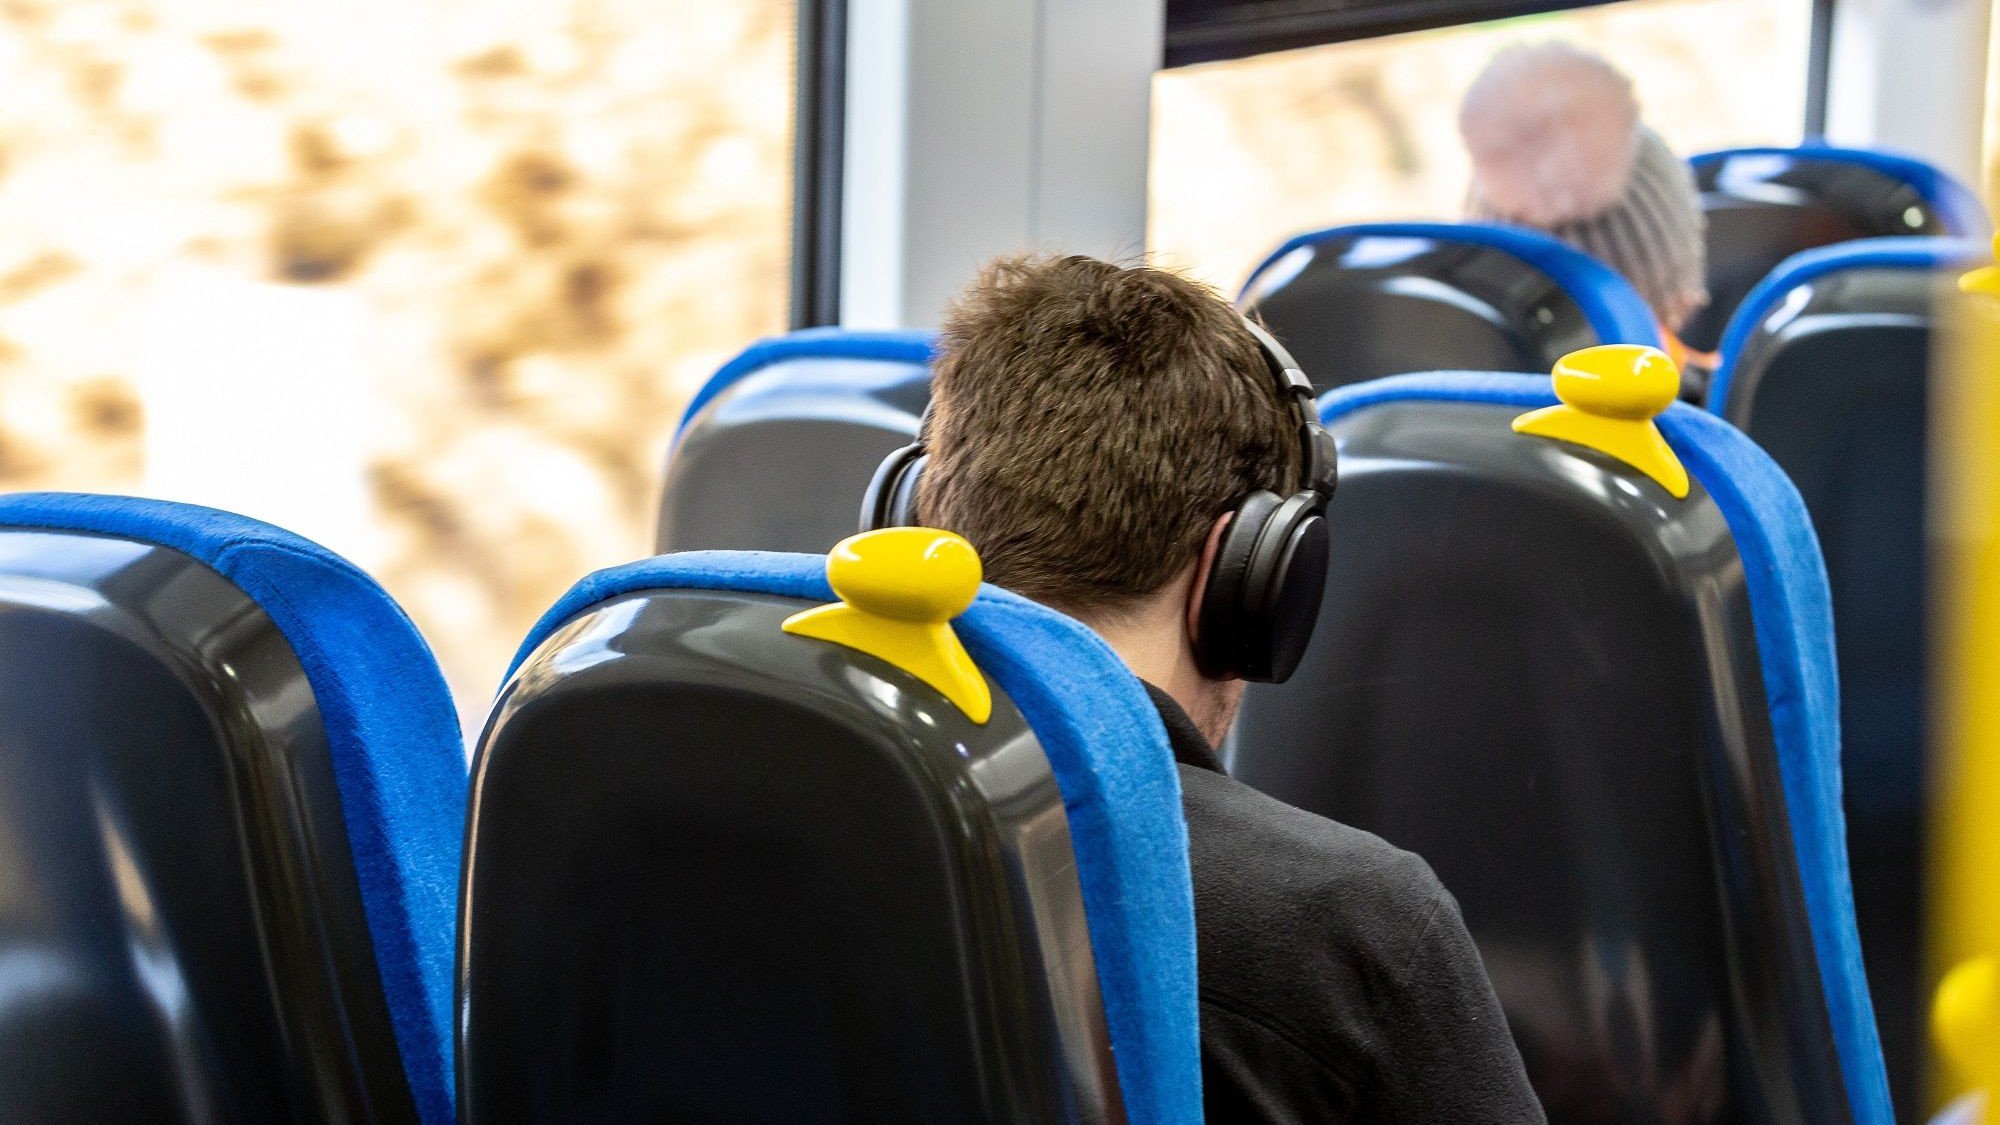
{"left": 840, "top": 0, "right": 1163, "bottom": 329}
{"left": 1824, "top": 0, "right": 1992, "bottom": 187}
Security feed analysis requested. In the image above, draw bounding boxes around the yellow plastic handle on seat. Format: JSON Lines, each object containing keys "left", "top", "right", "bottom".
{"left": 783, "top": 527, "right": 992, "bottom": 724}
{"left": 1513, "top": 344, "right": 1690, "bottom": 499}
{"left": 1935, "top": 957, "right": 1999, "bottom": 1082}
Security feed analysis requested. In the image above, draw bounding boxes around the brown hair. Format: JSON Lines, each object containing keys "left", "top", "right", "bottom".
{"left": 916, "top": 254, "right": 1300, "bottom": 618}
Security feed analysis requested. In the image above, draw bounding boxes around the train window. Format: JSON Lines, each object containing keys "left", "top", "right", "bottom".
{"left": 1149, "top": 0, "right": 1814, "bottom": 292}
{"left": 0, "top": 1, "right": 795, "bottom": 725}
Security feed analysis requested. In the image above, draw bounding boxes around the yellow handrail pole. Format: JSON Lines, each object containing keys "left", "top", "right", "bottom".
{"left": 1930, "top": 238, "right": 2000, "bottom": 1111}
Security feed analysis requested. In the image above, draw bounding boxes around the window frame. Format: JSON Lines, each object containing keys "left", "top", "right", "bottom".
{"left": 791, "top": 0, "right": 846, "bottom": 329}
{"left": 1161, "top": 0, "right": 1834, "bottom": 141}
{"left": 792, "top": 0, "right": 1837, "bottom": 311}
{"left": 1163, "top": 0, "right": 1603, "bottom": 68}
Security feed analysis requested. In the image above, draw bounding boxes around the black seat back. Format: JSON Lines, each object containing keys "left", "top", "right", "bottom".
{"left": 1710, "top": 236, "right": 1984, "bottom": 1119}
{"left": 658, "top": 330, "right": 930, "bottom": 554}
{"left": 1237, "top": 222, "right": 1662, "bottom": 394}
{"left": 1231, "top": 374, "right": 1890, "bottom": 1125}
{"left": 459, "top": 548, "right": 1189, "bottom": 1123}
{"left": 1685, "top": 146, "right": 1989, "bottom": 350}
{"left": 0, "top": 495, "right": 466, "bottom": 1124}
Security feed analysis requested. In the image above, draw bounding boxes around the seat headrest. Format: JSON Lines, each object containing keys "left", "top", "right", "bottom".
{"left": 1713, "top": 235, "right": 1989, "bottom": 405}
{"left": 0, "top": 491, "right": 466, "bottom": 1125}
{"left": 1317, "top": 373, "right": 1893, "bottom": 1125}
{"left": 507, "top": 549, "right": 1202, "bottom": 1124}
{"left": 1240, "top": 221, "right": 1664, "bottom": 348}
{"left": 1692, "top": 145, "right": 1992, "bottom": 237}
{"left": 675, "top": 328, "right": 936, "bottom": 441}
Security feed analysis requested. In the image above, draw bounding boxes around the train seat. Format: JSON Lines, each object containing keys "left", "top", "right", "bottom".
{"left": 459, "top": 533, "right": 1199, "bottom": 1123}
{"left": 1229, "top": 363, "right": 1891, "bottom": 1124}
{"left": 657, "top": 326, "right": 932, "bottom": 554}
{"left": 0, "top": 492, "right": 465, "bottom": 1124}
{"left": 1237, "top": 222, "right": 1662, "bottom": 393}
{"left": 1685, "top": 145, "right": 1990, "bottom": 350}
{"left": 1710, "top": 235, "right": 1988, "bottom": 1117}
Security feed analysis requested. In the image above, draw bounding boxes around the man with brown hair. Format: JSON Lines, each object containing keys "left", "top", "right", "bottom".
{"left": 915, "top": 254, "right": 1546, "bottom": 1123}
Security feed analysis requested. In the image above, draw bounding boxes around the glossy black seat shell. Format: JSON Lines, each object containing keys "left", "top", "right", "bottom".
{"left": 1686, "top": 147, "right": 1989, "bottom": 351}
{"left": 1711, "top": 236, "right": 1983, "bottom": 1119}
{"left": 0, "top": 529, "right": 417, "bottom": 1122}
{"left": 658, "top": 330, "right": 931, "bottom": 554}
{"left": 1237, "top": 223, "right": 1662, "bottom": 394}
{"left": 1231, "top": 376, "right": 1887, "bottom": 1124}
{"left": 460, "top": 586, "right": 1123, "bottom": 1124}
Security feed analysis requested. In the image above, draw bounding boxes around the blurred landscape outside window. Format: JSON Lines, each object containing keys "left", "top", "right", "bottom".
{"left": 0, "top": 0, "right": 792, "bottom": 730}
{"left": 1150, "top": 0, "right": 1815, "bottom": 294}
{"left": 0, "top": 0, "right": 1847, "bottom": 731}
{"left": 1987, "top": 9, "right": 2000, "bottom": 207}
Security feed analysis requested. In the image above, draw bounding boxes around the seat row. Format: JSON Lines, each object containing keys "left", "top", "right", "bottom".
{"left": 657, "top": 338, "right": 1905, "bottom": 1123}
{"left": 0, "top": 141, "right": 1980, "bottom": 1124}
{"left": 653, "top": 198, "right": 1993, "bottom": 1122}
{"left": 0, "top": 340, "right": 1908, "bottom": 1121}
{"left": 664, "top": 145, "right": 1986, "bottom": 555}
{"left": 1221, "top": 142, "right": 1991, "bottom": 395}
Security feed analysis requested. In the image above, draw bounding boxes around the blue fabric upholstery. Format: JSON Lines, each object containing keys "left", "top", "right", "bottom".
{"left": 1691, "top": 144, "right": 1992, "bottom": 237}
{"left": 1319, "top": 373, "right": 1892, "bottom": 1125}
{"left": 1240, "top": 221, "right": 1665, "bottom": 348}
{"left": 674, "top": 327, "right": 936, "bottom": 440}
{"left": 1711, "top": 236, "right": 1988, "bottom": 407}
{"left": 0, "top": 492, "right": 466, "bottom": 1125}
{"left": 507, "top": 551, "right": 1201, "bottom": 1124}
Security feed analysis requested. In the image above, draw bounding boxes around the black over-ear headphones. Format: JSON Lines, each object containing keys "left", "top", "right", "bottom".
{"left": 860, "top": 317, "right": 1338, "bottom": 683}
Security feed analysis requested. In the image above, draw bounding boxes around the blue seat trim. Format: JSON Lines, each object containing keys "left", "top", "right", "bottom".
{"left": 1691, "top": 144, "right": 1992, "bottom": 238}
{"left": 1319, "top": 373, "right": 1892, "bottom": 1125}
{"left": 0, "top": 492, "right": 466, "bottom": 1125}
{"left": 1239, "top": 221, "right": 1665, "bottom": 349}
{"left": 506, "top": 552, "right": 1201, "bottom": 1124}
{"left": 1710, "top": 236, "right": 1988, "bottom": 409}
{"left": 674, "top": 327, "right": 936, "bottom": 440}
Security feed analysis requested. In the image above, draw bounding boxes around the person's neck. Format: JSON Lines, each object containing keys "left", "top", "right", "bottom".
{"left": 1102, "top": 622, "right": 1208, "bottom": 709}
{"left": 1080, "top": 599, "right": 1237, "bottom": 745}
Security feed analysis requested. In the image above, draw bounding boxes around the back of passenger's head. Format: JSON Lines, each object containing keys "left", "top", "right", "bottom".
{"left": 916, "top": 254, "right": 1300, "bottom": 622}
{"left": 1459, "top": 41, "right": 1708, "bottom": 332}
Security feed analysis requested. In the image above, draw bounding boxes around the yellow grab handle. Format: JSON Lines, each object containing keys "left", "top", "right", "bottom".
{"left": 1513, "top": 344, "right": 1690, "bottom": 499}
{"left": 1935, "top": 957, "right": 1999, "bottom": 1081}
{"left": 783, "top": 527, "right": 993, "bottom": 724}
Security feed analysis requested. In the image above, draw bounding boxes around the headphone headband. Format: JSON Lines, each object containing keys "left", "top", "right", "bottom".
{"left": 1241, "top": 317, "right": 1338, "bottom": 502}
{"left": 1242, "top": 317, "right": 1316, "bottom": 408}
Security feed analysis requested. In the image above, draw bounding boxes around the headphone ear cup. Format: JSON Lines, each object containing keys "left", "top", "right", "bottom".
{"left": 860, "top": 444, "right": 927, "bottom": 532}
{"left": 1248, "top": 504, "right": 1330, "bottom": 683}
{"left": 1195, "top": 491, "right": 1281, "bottom": 680}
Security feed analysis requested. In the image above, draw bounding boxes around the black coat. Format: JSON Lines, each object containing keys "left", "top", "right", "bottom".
{"left": 1145, "top": 684, "right": 1547, "bottom": 1125}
